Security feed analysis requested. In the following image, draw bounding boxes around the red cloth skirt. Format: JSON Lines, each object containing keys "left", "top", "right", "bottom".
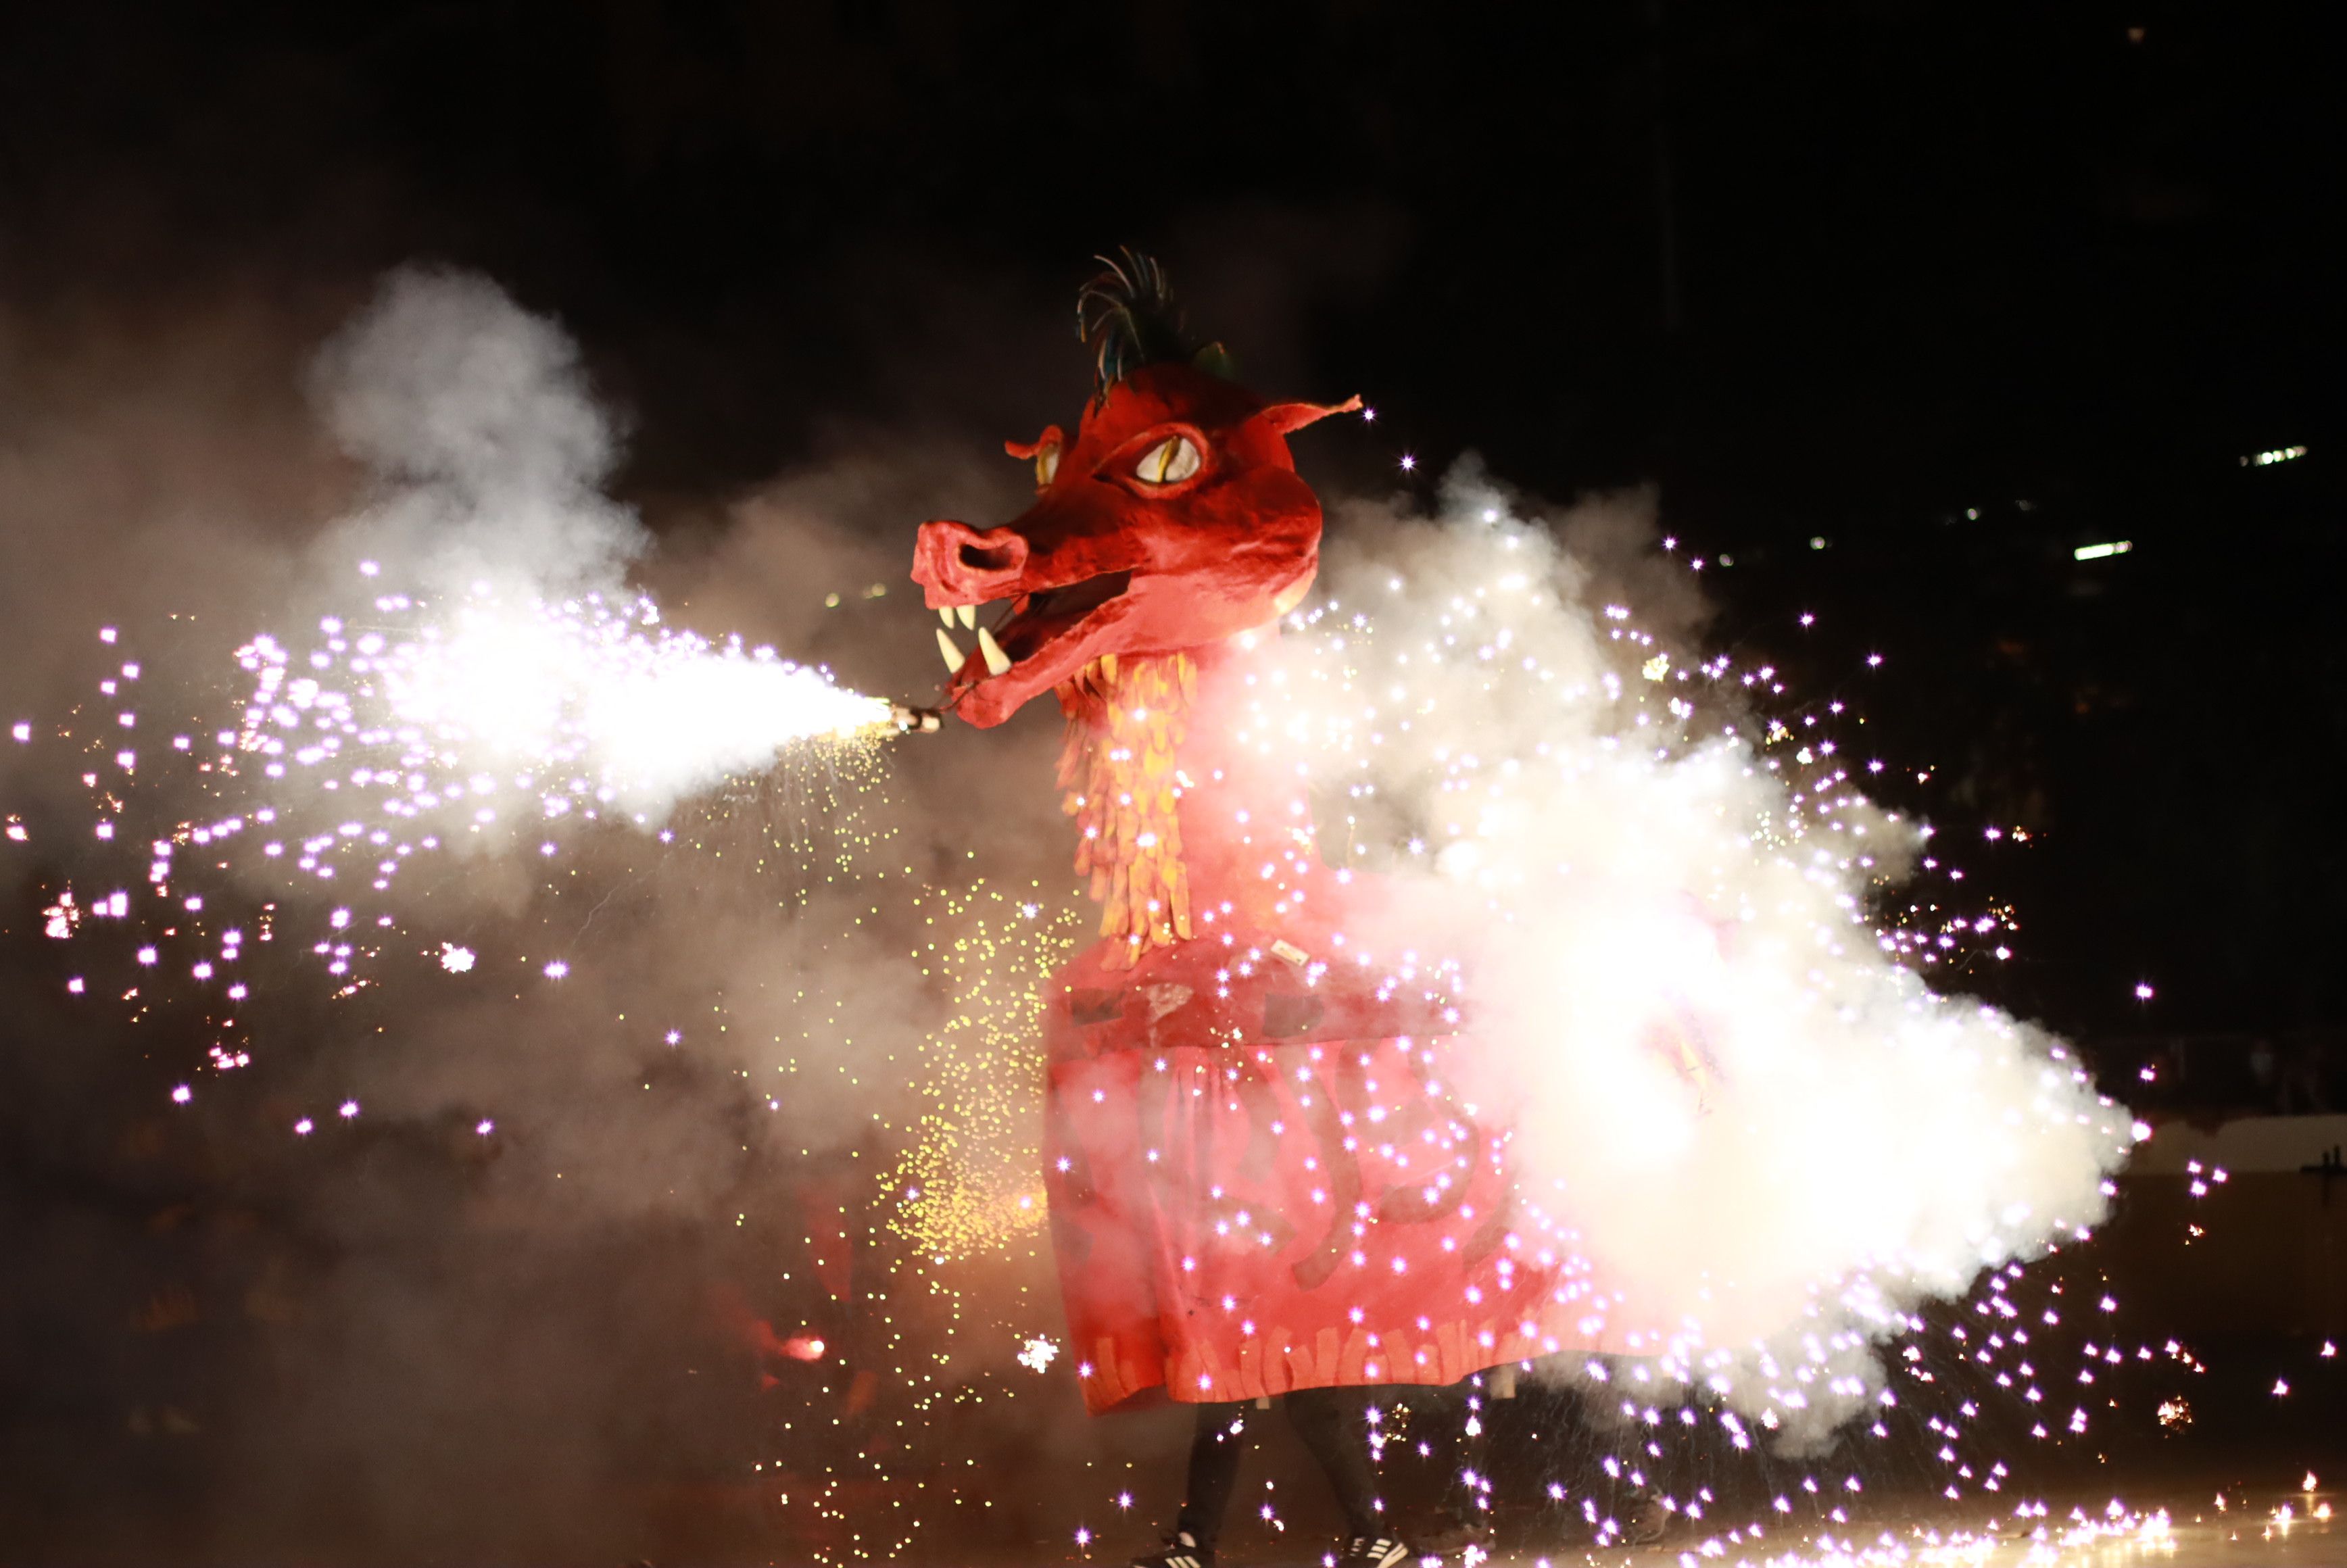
{"left": 1040, "top": 925, "right": 1624, "bottom": 1415}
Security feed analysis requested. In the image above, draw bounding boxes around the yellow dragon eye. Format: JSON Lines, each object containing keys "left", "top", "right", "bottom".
{"left": 1035, "top": 445, "right": 1060, "bottom": 488}
{"left": 1134, "top": 436, "right": 1201, "bottom": 485}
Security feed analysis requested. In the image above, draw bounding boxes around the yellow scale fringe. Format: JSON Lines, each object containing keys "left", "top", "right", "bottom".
{"left": 1057, "top": 651, "right": 1197, "bottom": 971}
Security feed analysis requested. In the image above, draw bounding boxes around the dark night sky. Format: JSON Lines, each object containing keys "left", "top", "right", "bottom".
{"left": 6, "top": 2, "right": 2346, "bottom": 1029}
{"left": 3, "top": 5, "right": 2346, "bottom": 1557}
{"left": 10, "top": 1, "right": 2340, "bottom": 497}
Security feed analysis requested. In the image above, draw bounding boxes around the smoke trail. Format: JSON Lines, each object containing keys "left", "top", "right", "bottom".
{"left": 7, "top": 270, "right": 911, "bottom": 1103}
{"left": 253, "top": 268, "right": 891, "bottom": 855}
{"left": 1262, "top": 462, "right": 2133, "bottom": 1446}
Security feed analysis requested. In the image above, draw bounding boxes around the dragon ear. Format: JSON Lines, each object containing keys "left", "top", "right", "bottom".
{"left": 1005, "top": 425, "right": 1067, "bottom": 488}
{"left": 1253, "top": 395, "right": 1364, "bottom": 437}
{"left": 1004, "top": 425, "right": 1065, "bottom": 461}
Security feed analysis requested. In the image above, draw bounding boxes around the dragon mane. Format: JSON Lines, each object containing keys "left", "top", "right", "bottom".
{"left": 1077, "top": 248, "right": 1232, "bottom": 397}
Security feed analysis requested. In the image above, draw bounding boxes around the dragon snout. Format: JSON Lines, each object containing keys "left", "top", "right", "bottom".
{"left": 912, "top": 519, "right": 1030, "bottom": 606}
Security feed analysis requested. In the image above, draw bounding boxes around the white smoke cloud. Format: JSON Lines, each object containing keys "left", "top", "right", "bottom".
{"left": 310, "top": 266, "right": 642, "bottom": 595}
{"left": 1262, "top": 462, "right": 2131, "bottom": 1446}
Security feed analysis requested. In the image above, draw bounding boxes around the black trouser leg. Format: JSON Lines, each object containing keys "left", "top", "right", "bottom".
{"left": 1284, "top": 1386, "right": 1382, "bottom": 1540}
{"left": 1174, "top": 1401, "right": 1251, "bottom": 1550}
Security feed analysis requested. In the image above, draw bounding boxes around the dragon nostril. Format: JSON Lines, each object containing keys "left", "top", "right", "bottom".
{"left": 959, "top": 542, "right": 1019, "bottom": 572}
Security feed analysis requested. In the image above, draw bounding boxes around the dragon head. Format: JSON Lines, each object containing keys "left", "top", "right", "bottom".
{"left": 911, "top": 253, "right": 1356, "bottom": 727}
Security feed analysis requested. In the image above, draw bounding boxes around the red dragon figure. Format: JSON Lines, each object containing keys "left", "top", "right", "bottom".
{"left": 912, "top": 256, "right": 1620, "bottom": 1424}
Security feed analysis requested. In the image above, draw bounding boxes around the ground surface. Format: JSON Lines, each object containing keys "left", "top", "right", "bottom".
{"left": 1092, "top": 1487, "right": 2344, "bottom": 1568}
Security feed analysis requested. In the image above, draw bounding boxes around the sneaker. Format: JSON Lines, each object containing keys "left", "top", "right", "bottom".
{"left": 1130, "top": 1532, "right": 1213, "bottom": 1568}
{"left": 1333, "top": 1536, "right": 1413, "bottom": 1568}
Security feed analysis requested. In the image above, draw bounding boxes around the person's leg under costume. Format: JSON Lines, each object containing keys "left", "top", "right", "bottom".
{"left": 1165, "top": 1388, "right": 1381, "bottom": 1552}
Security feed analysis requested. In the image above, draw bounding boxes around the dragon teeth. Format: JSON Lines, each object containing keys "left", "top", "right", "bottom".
{"left": 976, "top": 625, "right": 1013, "bottom": 677}
{"left": 935, "top": 628, "right": 965, "bottom": 673}
{"left": 955, "top": 604, "right": 976, "bottom": 630}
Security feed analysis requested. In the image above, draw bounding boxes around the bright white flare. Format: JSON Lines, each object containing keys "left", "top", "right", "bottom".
{"left": 233, "top": 583, "right": 890, "bottom": 887}
{"left": 359, "top": 586, "right": 889, "bottom": 807}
